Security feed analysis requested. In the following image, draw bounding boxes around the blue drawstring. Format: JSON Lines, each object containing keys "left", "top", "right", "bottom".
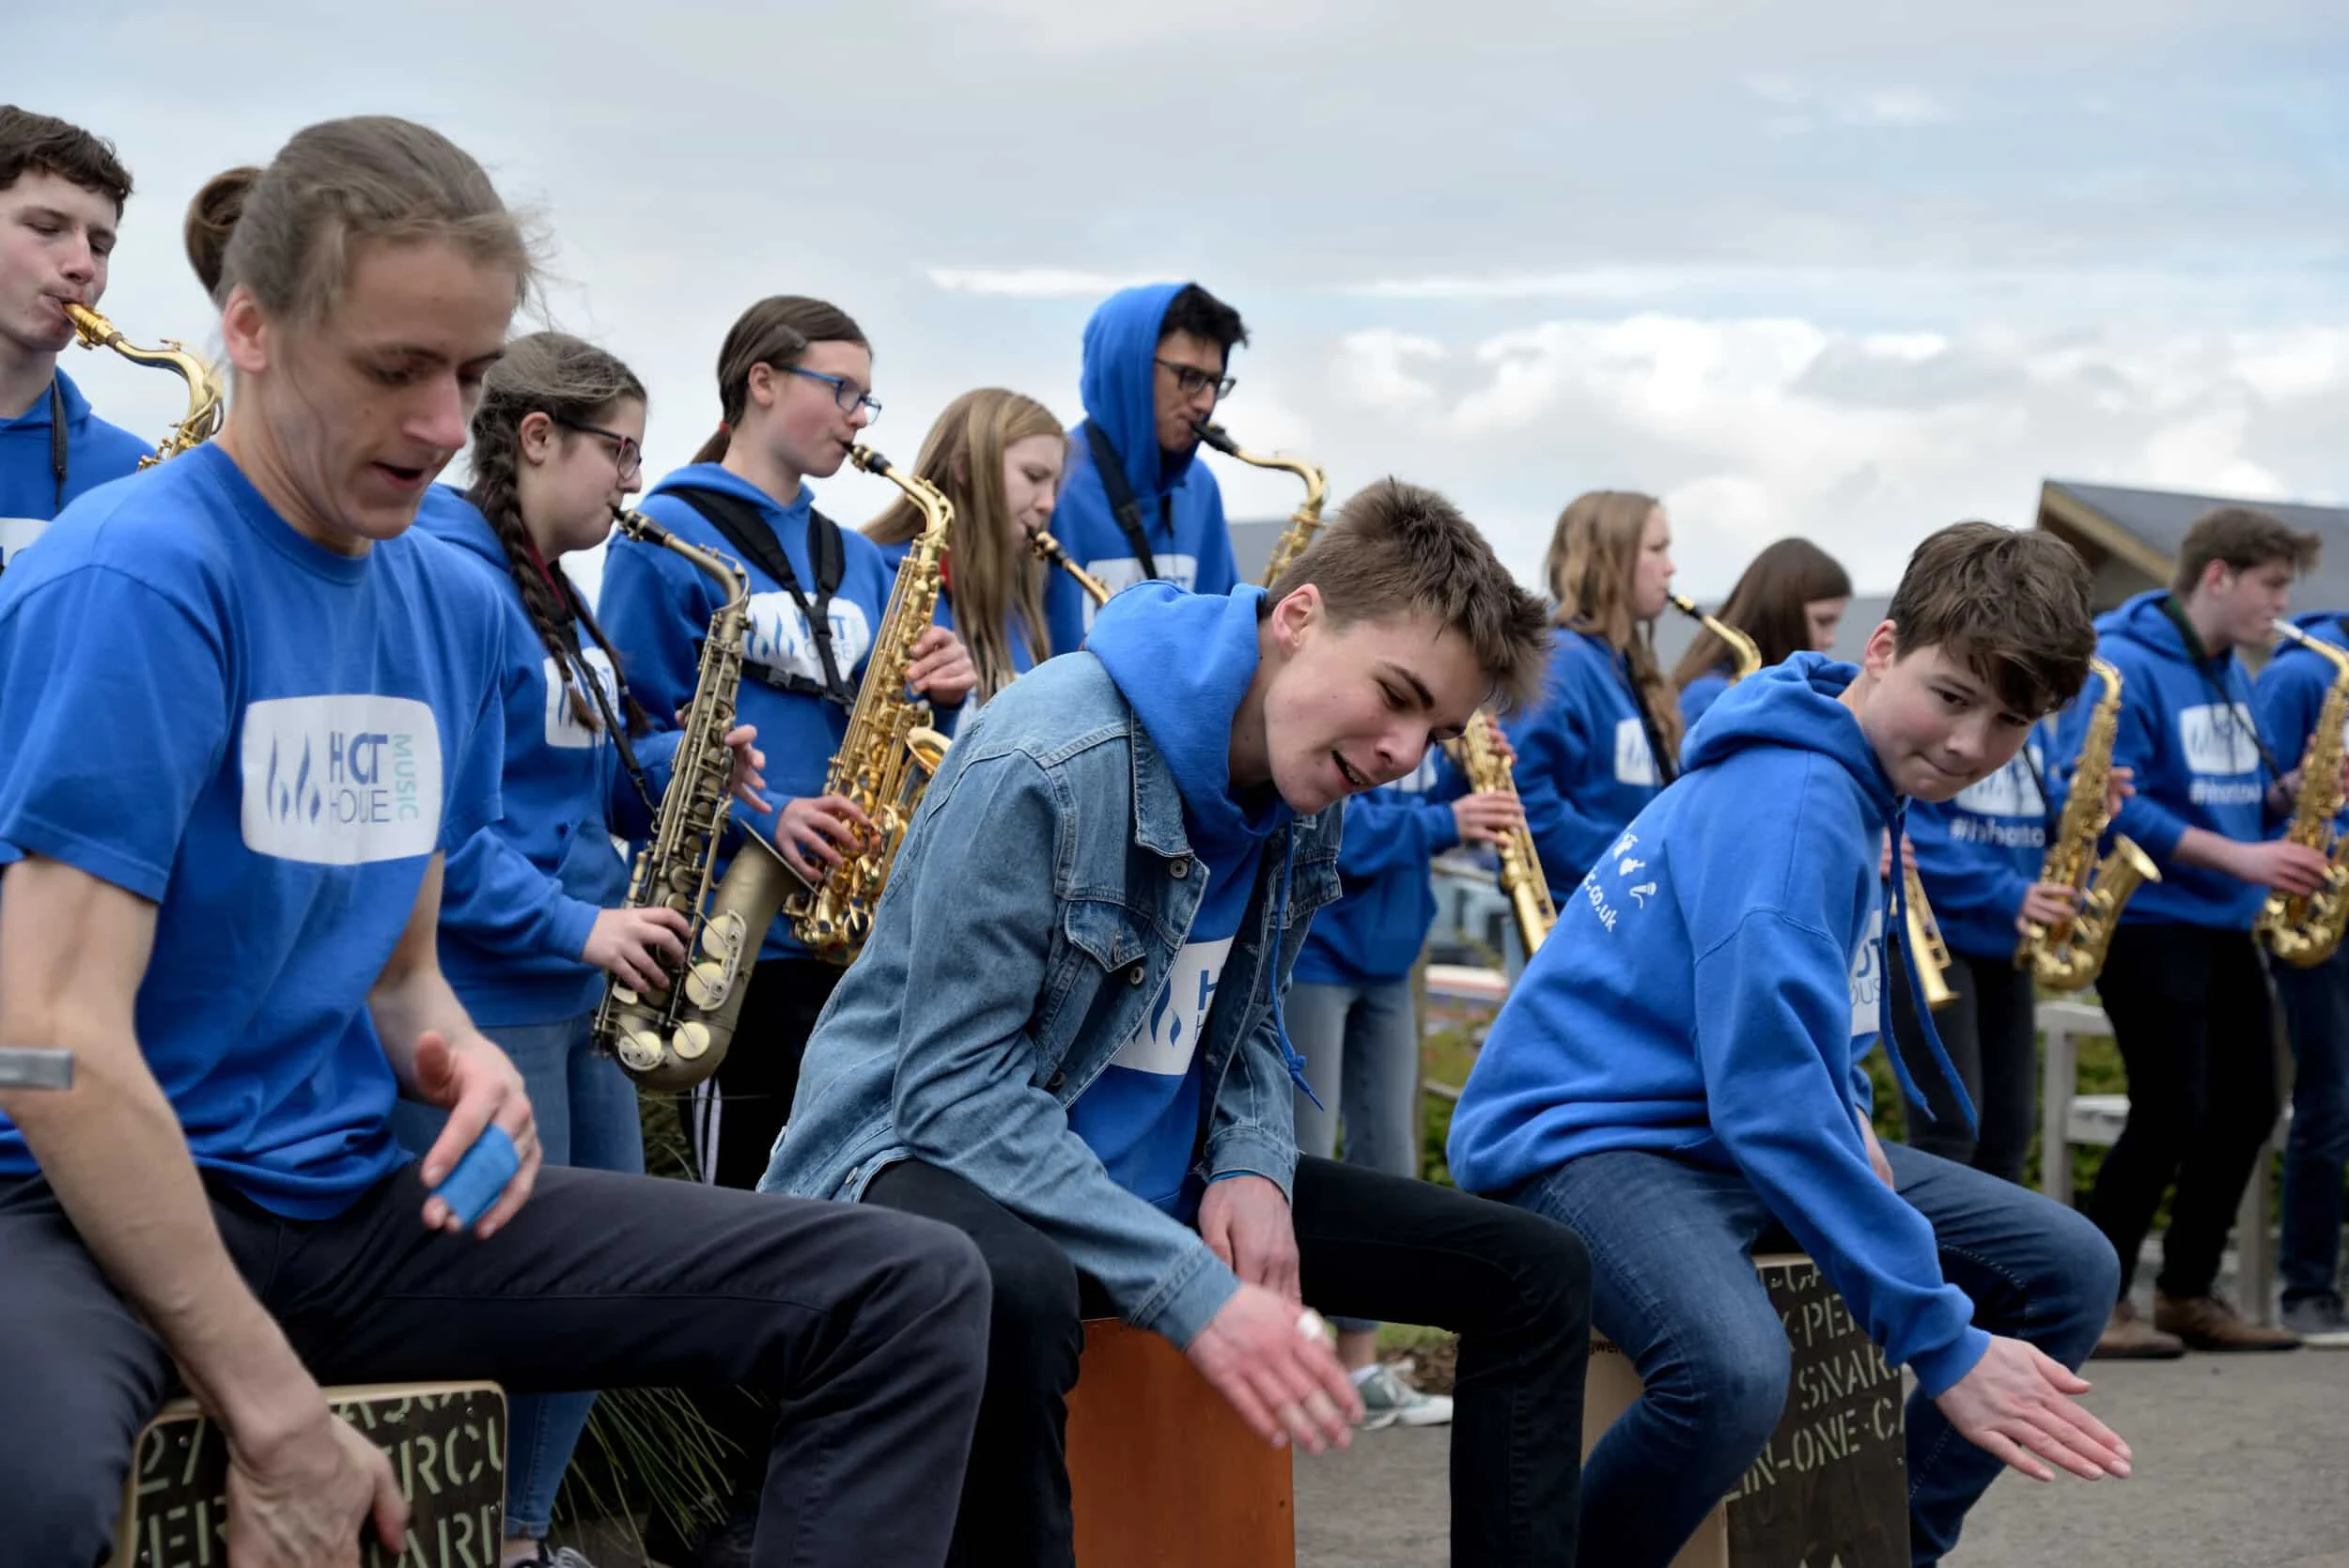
{"left": 1881, "top": 801, "right": 1978, "bottom": 1134}
{"left": 1268, "top": 834, "right": 1323, "bottom": 1110}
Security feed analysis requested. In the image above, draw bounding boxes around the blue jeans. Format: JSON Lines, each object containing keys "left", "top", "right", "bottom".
{"left": 1515, "top": 1141, "right": 2115, "bottom": 1567}
{"left": 392, "top": 1013, "right": 646, "bottom": 1537}
{"left": 2276, "top": 948, "right": 2349, "bottom": 1304}
{"left": 1289, "top": 977, "right": 1423, "bottom": 1335}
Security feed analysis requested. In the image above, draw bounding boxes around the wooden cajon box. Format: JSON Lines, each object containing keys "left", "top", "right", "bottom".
{"left": 109, "top": 1381, "right": 506, "bottom": 1568}
{"left": 1582, "top": 1254, "right": 1908, "bottom": 1568}
{"left": 1066, "top": 1319, "right": 1295, "bottom": 1568}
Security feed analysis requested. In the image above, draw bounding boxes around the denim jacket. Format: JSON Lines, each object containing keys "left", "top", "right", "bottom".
{"left": 759, "top": 652, "right": 1344, "bottom": 1345}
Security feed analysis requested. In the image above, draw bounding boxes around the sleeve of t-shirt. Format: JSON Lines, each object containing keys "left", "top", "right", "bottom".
{"left": 0, "top": 565, "right": 231, "bottom": 898}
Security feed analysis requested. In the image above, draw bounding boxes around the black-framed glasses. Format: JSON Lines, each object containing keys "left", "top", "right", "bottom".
{"left": 784, "top": 366, "right": 883, "bottom": 425}
{"left": 554, "top": 416, "right": 642, "bottom": 482}
{"left": 1155, "top": 357, "right": 1236, "bottom": 401}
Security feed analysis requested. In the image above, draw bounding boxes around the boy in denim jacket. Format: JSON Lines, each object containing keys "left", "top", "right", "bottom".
{"left": 765, "top": 479, "right": 1595, "bottom": 1566}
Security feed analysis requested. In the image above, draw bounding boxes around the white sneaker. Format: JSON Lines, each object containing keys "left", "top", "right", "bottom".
{"left": 1353, "top": 1361, "right": 1455, "bottom": 1429}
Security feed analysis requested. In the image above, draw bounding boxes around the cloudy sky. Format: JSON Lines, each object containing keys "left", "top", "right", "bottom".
{"left": 23, "top": 0, "right": 2348, "bottom": 598}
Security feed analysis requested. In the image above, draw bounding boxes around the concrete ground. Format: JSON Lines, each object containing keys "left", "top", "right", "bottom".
{"left": 1296, "top": 1348, "right": 2349, "bottom": 1567}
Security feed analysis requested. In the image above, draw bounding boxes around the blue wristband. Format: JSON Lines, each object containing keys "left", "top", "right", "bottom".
{"left": 429, "top": 1125, "right": 519, "bottom": 1230}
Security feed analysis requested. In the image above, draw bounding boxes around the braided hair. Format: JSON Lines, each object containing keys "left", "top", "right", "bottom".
{"left": 466, "top": 331, "right": 649, "bottom": 737}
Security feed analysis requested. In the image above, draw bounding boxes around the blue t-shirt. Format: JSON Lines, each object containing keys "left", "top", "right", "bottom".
{"left": 0, "top": 445, "right": 507, "bottom": 1218}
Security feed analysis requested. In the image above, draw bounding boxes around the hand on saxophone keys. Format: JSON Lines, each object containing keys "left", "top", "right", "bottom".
{"left": 775, "top": 794, "right": 880, "bottom": 882}
{"left": 903, "top": 624, "right": 977, "bottom": 706}
{"left": 1451, "top": 792, "right": 1526, "bottom": 849}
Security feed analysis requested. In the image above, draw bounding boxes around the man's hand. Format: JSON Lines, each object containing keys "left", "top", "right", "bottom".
{"left": 721, "top": 722, "right": 768, "bottom": 814}
{"left": 1932, "top": 1335, "right": 2132, "bottom": 1483}
{"left": 1878, "top": 831, "right": 1919, "bottom": 881}
{"left": 905, "top": 626, "right": 978, "bottom": 706}
{"left": 2100, "top": 764, "right": 2134, "bottom": 821}
{"left": 1199, "top": 1173, "right": 1302, "bottom": 1301}
{"left": 2015, "top": 881, "right": 2084, "bottom": 935}
{"left": 226, "top": 1406, "right": 409, "bottom": 1567}
{"left": 410, "top": 1030, "right": 539, "bottom": 1238}
{"left": 582, "top": 906, "right": 690, "bottom": 993}
{"left": 1858, "top": 1115, "right": 1896, "bottom": 1189}
{"left": 1451, "top": 790, "right": 1526, "bottom": 850}
{"left": 775, "top": 793, "right": 876, "bottom": 882}
{"left": 1185, "top": 1284, "right": 1363, "bottom": 1455}
{"left": 2229, "top": 839, "right": 2335, "bottom": 896}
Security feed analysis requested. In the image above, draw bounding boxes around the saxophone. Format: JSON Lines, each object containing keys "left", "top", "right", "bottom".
{"left": 1026, "top": 522, "right": 1112, "bottom": 608}
{"left": 63, "top": 303, "right": 225, "bottom": 467}
{"left": 591, "top": 509, "right": 806, "bottom": 1091}
{"left": 2255, "top": 620, "right": 2349, "bottom": 967}
{"left": 1666, "top": 590, "right": 1762, "bottom": 680}
{"left": 2015, "top": 657, "right": 2160, "bottom": 989}
{"left": 1193, "top": 420, "right": 1329, "bottom": 586}
{"left": 1442, "top": 711, "right": 1556, "bottom": 955}
{"left": 782, "top": 444, "right": 954, "bottom": 965}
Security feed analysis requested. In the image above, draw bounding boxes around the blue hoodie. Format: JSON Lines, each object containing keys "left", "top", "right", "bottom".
{"left": 0, "top": 369, "right": 150, "bottom": 572}
{"left": 598, "top": 463, "right": 900, "bottom": 962}
{"left": 1294, "top": 753, "right": 1466, "bottom": 986}
{"left": 2059, "top": 590, "right": 2277, "bottom": 929}
{"left": 2255, "top": 611, "right": 2349, "bottom": 838}
{"left": 1069, "top": 582, "right": 1292, "bottom": 1218}
{"left": 1505, "top": 628, "right": 1667, "bottom": 893}
{"left": 1041, "top": 284, "right": 1239, "bottom": 656}
{"left": 1906, "top": 729, "right": 2062, "bottom": 961}
{"left": 415, "top": 487, "right": 676, "bottom": 1025}
{"left": 1678, "top": 666, "right": 1735, "bottom": 729}
{"left": 1448, "top": 654, "right": 1987, "bottom": 1397}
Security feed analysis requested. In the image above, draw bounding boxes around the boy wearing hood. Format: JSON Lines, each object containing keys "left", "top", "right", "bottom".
{"left": 764, "top": 481, "right": 1596, "bottom": 1567}
{"left": 2065, "top": 505, "right": 2325, "bottom": 1358}
{"left": 1039, "top": 281, "right": 1244, "bottom": 655}
{"left": 0, "top": 107, "right": 150, "bottom": 576}
{"left": 1450, "top": 522, "right": 2134, "bottom": 1566}
{"left": 2255, "top": 598, "right": 2349, "bottom": 1346}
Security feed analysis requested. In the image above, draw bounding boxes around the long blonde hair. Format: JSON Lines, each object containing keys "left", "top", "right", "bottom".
{"left": 1544, "top": 489, "right": 1681, "bottom": 763}
{"left": 864, "top": 388, "right": 1065, "bottom": 702}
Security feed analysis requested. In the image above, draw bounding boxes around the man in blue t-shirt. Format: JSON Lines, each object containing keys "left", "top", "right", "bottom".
{"left": 0, "top": 107, "right": 151, "bottom": 576}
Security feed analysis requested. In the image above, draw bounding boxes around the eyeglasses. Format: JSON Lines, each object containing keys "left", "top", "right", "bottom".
{"left": 1156, "top": 358, "right": 1236, "bottom": 402}
{"left": 784, "top": 366, "right": 883, "bottom": 426}
{"left": 554, "top": 416, "right": 642, "bottom": 482}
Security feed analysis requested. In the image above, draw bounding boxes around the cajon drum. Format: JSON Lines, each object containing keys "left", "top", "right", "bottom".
{"left": 109, "top": 1381, "right": 506, "bottom": 1568}
{"left": 1066, "top": 1319, "right": 1295, "bottom": 1568}
{"left": 1582, "top": 1255, "right": 1908, "bottom": 1568}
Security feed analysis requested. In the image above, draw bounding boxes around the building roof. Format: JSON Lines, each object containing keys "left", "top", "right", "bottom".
{"left": 2037, "top": 479, "right": 2349, "bottom": 613}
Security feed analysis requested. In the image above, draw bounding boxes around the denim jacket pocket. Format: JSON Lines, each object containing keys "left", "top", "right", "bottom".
{"left": 1063, "top": 893, "right": 1154, "bottom": 976}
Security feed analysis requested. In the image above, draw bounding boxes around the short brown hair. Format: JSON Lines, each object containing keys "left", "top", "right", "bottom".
{"left": 1270, "top": 478, "right": 1552, "bottom": 713}
{"left": 2171, "top": 505, "right": 2322, "bottom": 596}
{"left": 1887, "top": 521, "right": 2096, "bottom": 717}
{"left": 0, "top": 106, "right": 132, "bottom": 213}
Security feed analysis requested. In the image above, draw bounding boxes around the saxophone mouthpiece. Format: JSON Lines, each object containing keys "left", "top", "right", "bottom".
{"left": 849, "top": 443, "right": 893, "bottom": 478}
{"left": 1191, "top": 419, "right": 1238, "bottom": 456}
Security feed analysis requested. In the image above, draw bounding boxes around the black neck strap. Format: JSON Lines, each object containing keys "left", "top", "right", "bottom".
{"left": 666, "top": 485, "right": 854, "bottom": 707}
{"left": 1085, "top": 423, "right": 1164, "bottom": 582}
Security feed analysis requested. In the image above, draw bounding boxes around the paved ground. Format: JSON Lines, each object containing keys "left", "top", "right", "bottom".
{"left": 1297, "top": 1346, "right": 2349, "bottom": 1566}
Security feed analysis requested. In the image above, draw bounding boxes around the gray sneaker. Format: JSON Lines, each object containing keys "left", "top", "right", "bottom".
{"left": 1354, "top": 1361, "right": 1455, "bottom": 1430}
{"left": 2279, "top": 1294, "right": 2349, "bottom": 1348}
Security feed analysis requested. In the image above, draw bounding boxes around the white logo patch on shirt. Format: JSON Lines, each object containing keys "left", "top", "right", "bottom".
{"left": 1079, "top": 553, "right": 1204, "bottom": 630}
{"left": 1953, "top": 745, "right": 2046, "bottom": 816}
{"left": 2178, "top": 703, "right": 2263, "bottom": 776}
{"left": 1849, "top": 908, "right": 1883, "bottom": 1039}
{"left": 0, "top": 516, "right": 47, "bottom": 575}
{"left": 1114, "top": 935, "right": 1235, "bottom": 1077}
{"left": 1612, "top": 717, "right": 1658, "bottom": 786}
{"left": 740, "top": 593, "right": 875, "bottom": 689}
{"left": 543, "top": 648, "right": 619, "bottom": 749}
{"left": 240, "top": 695, "right": 443, "bottom": 864}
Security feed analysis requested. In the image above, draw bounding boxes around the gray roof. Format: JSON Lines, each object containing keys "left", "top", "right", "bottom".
{"left": 2037, "top": 479, "right": 2349, "bottom": 613}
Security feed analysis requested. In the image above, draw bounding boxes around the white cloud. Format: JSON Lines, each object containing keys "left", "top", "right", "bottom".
{"left": 1331, "top": 329, "right": 1445, "bottom": 410}
{"left": 1848, "top": 89, "right": 1952, "bottom": 126}
{"left": 924, "top": 267, "right": 1163, "bottom": 298}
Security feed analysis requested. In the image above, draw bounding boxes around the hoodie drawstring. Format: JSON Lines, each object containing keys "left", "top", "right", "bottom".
{"left": 1881, "top": 801, "right": 1979, "bottom": 1134}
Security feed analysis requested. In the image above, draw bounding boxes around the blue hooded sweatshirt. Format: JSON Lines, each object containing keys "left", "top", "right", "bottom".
{"left": 1504, "top": 628, "right": 1668, "bottom": 893}
{"left": 1069, "top": 582, "right": 1292, "bottom": 1217}
{"left": 1906, "top": 728, "right": 2062, "bottom": 961}
{"left": 414, "top": 487, "right": 676, "bottom": 1025}
{"left": 2256, "top": 611, "right": 2349, "bottom": 840}
{"left": 1448, "top": 654, "right": 1988, "bottom": 1397}
{"left": 1040, "top": 284, "right": 1239, "bottom": 657}
{"left": 598, "top": 462, "right": 900, "bottom": 962}
{"left": 2059, "top": 590, "right": 2278, "bottom": 930}
{"left": 1678, "top": 666, "right": 1734, "bottom": 730}
{"left": 0, "top": 369, "right": 150, "bottom": 572}
{"left": 1294, "top": 753, "right": 1466, "bottom": 986}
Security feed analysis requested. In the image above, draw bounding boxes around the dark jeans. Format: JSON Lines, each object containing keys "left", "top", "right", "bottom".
{"left": 863, "top": 1154, "right": 1592, "bottom": 1568}
{"left": 0, "top": 1162, "right": 988, "bottom": 1568}
{"left": 2082, "top": 923, "right": 2281, "bottom": 1300}
{"left": 2274, "top": 945, "right": 2349, "bottom": 1304}
{"left": 1889, "top": 945, "right": 2041, "bottom": 1184}
{"left": 687, "top": 955, "right": 844, "bottom": 1191}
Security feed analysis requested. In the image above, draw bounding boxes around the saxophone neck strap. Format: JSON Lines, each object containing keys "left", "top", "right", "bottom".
{"left": 666, "top": 485, "right": 855, "bottom": 709}
{"left": 49, "top": 376, "right": 68, "bottom": 515}
{"left": 1085, "top": 422, "right": 1165, "bottom": 582}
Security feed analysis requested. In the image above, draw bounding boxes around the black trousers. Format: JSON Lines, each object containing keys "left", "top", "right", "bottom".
{"left": 687, "top": 955, "right": 845, "bottom": 1192}
{"left": 2081, "top": 923, "right": 2282, "bottom": 1300}
{"left": 1889, "top": 945, "right": 2042, "bottom": 1184}
{"left": 864, "top": 1154, "right": 1592, "bottom": 1568}
{"left": 0, "top": 1162, "right": 988, "bottom": 1568}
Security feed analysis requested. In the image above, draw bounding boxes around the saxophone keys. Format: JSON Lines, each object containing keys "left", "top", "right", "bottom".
{"left": 683, "top": 958, "right": 732, "bottom": 1010}
{"left": 673, "top": 1022, "right": 714, "bottom": 1062}
{"left": 616, "top": 1029, "right": 667, "bottom": 1074}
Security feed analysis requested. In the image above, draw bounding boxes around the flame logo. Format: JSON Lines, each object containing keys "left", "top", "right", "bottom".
{"left": 264, "top": 736, "right": 323, "bottom": 825}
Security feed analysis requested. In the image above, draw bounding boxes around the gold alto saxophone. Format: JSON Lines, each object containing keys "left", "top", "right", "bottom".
{"left": 2015, "top": 657, "right": 2160, "bottom": 989}
{"left": 1666, "top": 590, "right": 1762, "bottom": 681}
{"left": 1193, "top": 419, "right": 1329, "bottom": 586}
{"left": 783, "top": 444, "right": 954, "bottom": 965}
{"left": 1443, "top": 712, "right": 1556, "bottom": 955}
{"left": 62, "top": 302, "right": 225, "bottom": 467}
{"left": 2255, "top": 619, "right": 2349, "bottom": 967}
{"left": 1026, "top": 522, "right": 1112, "bottom": 608}
{"left": 591, "top": 509, "right": 805, "bottom": 1091}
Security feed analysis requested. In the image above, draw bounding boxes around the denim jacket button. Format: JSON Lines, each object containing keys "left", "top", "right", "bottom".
{"left": 1170, "top": 857, "right": 1190, "bottom": 878}
{"left": 1045, "top": 1070, "right": 1066, "bottom": 1093}
{"left": 1127, "top": 963, "right": 1146, "bottom": 986}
